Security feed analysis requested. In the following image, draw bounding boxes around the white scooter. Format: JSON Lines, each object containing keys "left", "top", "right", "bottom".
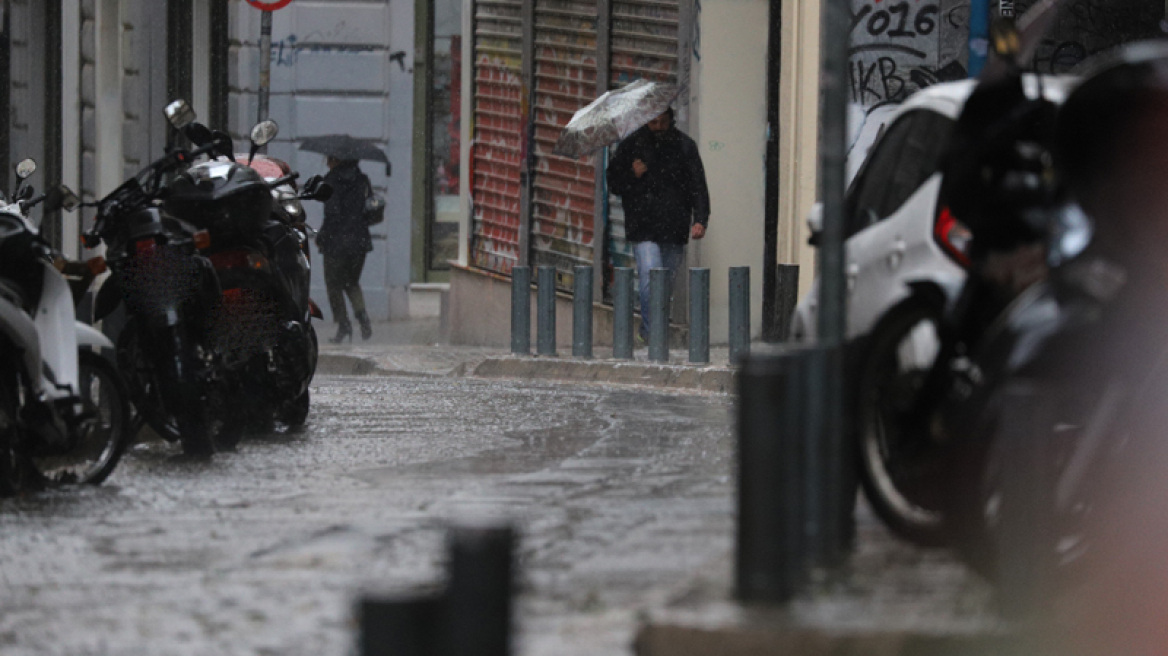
{"left": 0, "top": 159, "right": 129, "bottom": 493}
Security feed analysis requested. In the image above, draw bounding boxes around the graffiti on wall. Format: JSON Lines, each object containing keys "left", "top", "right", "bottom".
{"left": 1017, "top": 0, "right": 1164, "bottom": 74}
{"left": 849, "top": 0, "right": 968, "bottom": 107}
{"left": 849, "top": 0, "right": 1165, "bottom": 107}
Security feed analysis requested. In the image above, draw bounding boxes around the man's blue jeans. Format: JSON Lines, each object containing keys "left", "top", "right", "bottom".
{"left": 633, "top": 241, "right": 686, "bottom": 341}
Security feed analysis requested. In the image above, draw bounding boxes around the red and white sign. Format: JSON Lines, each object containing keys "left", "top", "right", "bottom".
{"left": 245, "top": 0, "right": 293, "bottom": 10}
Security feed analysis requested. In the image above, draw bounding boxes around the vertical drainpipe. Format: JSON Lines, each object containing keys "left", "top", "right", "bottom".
{"left": 209, "top": 0, "right": 230, "bottom": 131}
{"left": 61, "top": 0, "right": 81, "bottom": 259}
{"left": 0, "top": 1, "right": 9, "bottom": 188}
{"left": 968, "top": 0, "right": 990, "bottom": 77}
{"left": 592, "top": 0, "right": 611, "bottom": 303}
{"left": 760, "top": 0, "right": 782, "bottom": 342}
{"left": 517, "top": 0, "right": 536, "bottom": 268}
{"left": 43, "top": 0, "right": 63, "bottom": 251}
{"left": 411, "top": 0, "right": 435, "bottom": 283}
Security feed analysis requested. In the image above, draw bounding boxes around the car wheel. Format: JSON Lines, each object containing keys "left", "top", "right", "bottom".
{"left": 857, "top": 301, "right": 949, "bottom": 546}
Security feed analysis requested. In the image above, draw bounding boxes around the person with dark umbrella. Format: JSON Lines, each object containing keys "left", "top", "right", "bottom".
{"left": 317, "top": 155, "right": 374, "bottom": 342}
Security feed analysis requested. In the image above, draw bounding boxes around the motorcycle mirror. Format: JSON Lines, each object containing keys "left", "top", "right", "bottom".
{"left": 164, "top": 99, "right": 196, "bottom": 130}
{"left": 250, "top": 120, "right": 279, "bottom": 148}
{"left": 211, "top": 130, "right": 235, "bottom": 160}
{"left": 301, "top": 177, "right": 333, "bottom": 202}
{"left": 15, "top": 158, "right": 36, "bottom": 181}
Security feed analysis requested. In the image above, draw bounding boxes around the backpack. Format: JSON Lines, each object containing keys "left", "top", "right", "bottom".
{"left": 363, "top": 176, "right": 386, "bottom": 226}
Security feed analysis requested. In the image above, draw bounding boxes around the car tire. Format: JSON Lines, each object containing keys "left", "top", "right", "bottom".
{"left": 856, "top": 301, "right": 950, "bottom": 547}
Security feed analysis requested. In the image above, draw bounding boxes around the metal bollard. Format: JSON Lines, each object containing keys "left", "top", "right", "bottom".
{"left": 510, "top": 266, "right": 531, "bottom": 355}
{"left": 766, "top": 264, "right": 800, "bottom": 343}
{"left": 359, "top": 594, "right": 442, "bottom": 656}
{"left": 800, "top": 345, "right": 855, "bottom": 567}
{"left": 729, "top": 267, "right": 751, "bottom": 362}
{"left": 537, "top": 266, "right": 556, "bottom": 356}
{"left": 442, "top": 524, "right": 514, "bottom": 656}
{"left": 649, "top": 268, "right": 669, "bottom": 363}
{"left": 689, "top": 268, "right": 710, "bottom": 364}
{"left": 613, "top": 267, "right": 634, "bottom": 360}
{"left": 573, "top": 266, "right": 593, "bottom": 359}
{"left": 736, "top": 350, "right": 809, "bottom": 602}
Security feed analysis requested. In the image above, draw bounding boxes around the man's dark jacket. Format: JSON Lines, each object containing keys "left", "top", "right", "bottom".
{"left": 317, "top": 160, "right": 373, "bottom": 256}
{"left": 607, "top": 125, "right": 710, "bottom": 244}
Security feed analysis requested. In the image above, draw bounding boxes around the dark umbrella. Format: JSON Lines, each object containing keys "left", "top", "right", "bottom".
{"left": 553, "top": 79, "right": 679, "bottom": 159}
{"left": 299, "top": 135, "right": 392, "bottom": 175}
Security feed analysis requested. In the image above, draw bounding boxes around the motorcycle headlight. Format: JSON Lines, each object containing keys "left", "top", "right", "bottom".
{"left": 277, "top": 190, "right": 303, "bottom": 218}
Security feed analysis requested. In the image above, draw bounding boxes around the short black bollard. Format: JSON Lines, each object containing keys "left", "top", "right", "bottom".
{"left": 442, "top": 524, "right": 515, "bottom": 656}
{"left": 800, "top": 345, "right": 856, "bottom": 567}
{"left": 765, "top": 264, "right": 799, "bottom": 343}
{"left": 510, "top": 266, "right": 531, "bottom": 355}
{"left": 736, "top": 349, "right": 809, "bottom": 602}
{"left": 613, "top": 267, "right": 634, "bottom": 360}
{"left": 358, "top": 593, "right": 443, "bottom": 656}
{"left": 689, "top": 268, "right": 710, "bottom": 364}
{"left": 729, "top": 267, "right": 751, "bottom": 362}
{"left": 572, "top": 266, "right": 593, "bottom": 359}
{"left": 537, "top": 266, "right": 556, "bottom": 356}
{"left": 649, "top": 268, "right": 669, "bottom": 363}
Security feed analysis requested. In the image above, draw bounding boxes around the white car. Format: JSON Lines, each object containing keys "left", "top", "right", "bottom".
{"left": 792, "top": 77, "right": 1076, "bottom": 545}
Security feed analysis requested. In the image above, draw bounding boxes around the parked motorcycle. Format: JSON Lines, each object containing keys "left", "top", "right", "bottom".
{"left": 159, "top": 100, "right": 331, "bottom": 434}
{"left": 0, "top": 159, "right": 130, "bottom": 492}
{"left": 939, "top": 42, "right": 1168, "bottom": 594}
{"left": 81, "top": 126, "right": 234, "bottom": 456}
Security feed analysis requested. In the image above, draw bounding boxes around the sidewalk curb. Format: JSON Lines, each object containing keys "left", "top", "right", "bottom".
{"left": 315, "top": 352, "right": 438, "bottom": 378}
{"left": 633, "top": 624, "right": 1016, "bottom": 656}
{"left": 470, "top": 357, "right": 736, "bottom": 393}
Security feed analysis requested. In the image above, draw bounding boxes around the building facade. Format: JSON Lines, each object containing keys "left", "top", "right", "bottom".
{"left": 446, "top": 0, "right": 1168, "bottom": 347}
{"left": 226, "top": 0, "right": 416, "bottom": 322}
{"left": 3, "top": 0, "right": 228, "bottom": 261}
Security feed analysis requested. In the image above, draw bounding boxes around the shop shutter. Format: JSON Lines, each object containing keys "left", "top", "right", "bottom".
{"left": 528, "top": 0, "right": 599, "bottom": 290}
{"left": 604, "top": 0, "right": 679, "bottom": 298}
{"left": 470, "top": 0, "right": 526, "bottom": 275}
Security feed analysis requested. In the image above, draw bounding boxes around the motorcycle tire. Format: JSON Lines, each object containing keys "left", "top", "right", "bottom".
{"left": 856, "top": 301, "right": 949, "bottom": 547}
{"left": 29, "top": 350, "right": 131, "bottom": 486}
{"left": 0, "top": 372, "right": 21, "bottom": 497}
{"left": 278, "top": 389, "right": 310, "bottom": 427}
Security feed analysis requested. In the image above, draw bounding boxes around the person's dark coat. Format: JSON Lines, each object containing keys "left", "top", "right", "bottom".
{"left": 317, "top": 160, "right": 373, "bottom": 256}
{"left": 607, "top": 124, "right": 710, "bottom": 244}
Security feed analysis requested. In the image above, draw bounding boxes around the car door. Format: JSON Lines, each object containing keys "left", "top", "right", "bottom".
{"left": 843, "top": 109, "right": 954, "bottom": 336}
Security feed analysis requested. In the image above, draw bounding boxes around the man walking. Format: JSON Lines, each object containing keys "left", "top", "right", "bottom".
{"left": 607, "top": 108, "right": 710, "bottom": 344}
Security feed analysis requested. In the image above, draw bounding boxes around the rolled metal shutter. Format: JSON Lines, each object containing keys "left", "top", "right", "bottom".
{"left": 605, "top": 0, "right": 679, "bottom": 295}
{"left": 470, "top": 0, "right": 525, "bottom": 275}
{"left": 528, "top": 0, "right": 599, "bottom": 290}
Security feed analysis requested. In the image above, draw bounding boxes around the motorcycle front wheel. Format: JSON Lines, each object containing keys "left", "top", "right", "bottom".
{"left": 30, "top": 350, "right": 131, "bottom": 485}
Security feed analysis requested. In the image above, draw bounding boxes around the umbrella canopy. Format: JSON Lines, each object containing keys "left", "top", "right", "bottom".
{"left": 553, "top": 79, "right": 679, "bottom": 159}
{"left": 299, "top": 134, "right": 389, "bottom": 164}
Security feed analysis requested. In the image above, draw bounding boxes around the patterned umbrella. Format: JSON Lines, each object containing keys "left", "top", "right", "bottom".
{"left": 553, "top": 80, "right": 679, "bottom": 159}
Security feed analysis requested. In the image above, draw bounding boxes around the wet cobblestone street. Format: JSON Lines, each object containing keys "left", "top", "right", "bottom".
{"left": 0, "top": 375, "right": 737, "bottom": 656}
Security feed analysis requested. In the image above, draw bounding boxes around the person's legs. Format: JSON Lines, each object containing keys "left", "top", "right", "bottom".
{"left": 323, "top": 253, "right": 351, "bottom": 332}
{"left": 344, "top": 253, "right": 372, "bottom": 339}
{"left": 660, "top": 243, "right": 686, "bottom": 291}
{"left": 633, "top": 241, "right": 663, "bottom": 341}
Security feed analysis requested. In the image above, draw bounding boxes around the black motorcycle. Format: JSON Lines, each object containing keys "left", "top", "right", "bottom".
{"left": 939, "top": 42, "right": 1168, "bottom": 600}
{"left": 160, "top": 100, "right": 330, "bottom": 434}
{"left": 82, "top": 127, "right": 234, "bottom": 456}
